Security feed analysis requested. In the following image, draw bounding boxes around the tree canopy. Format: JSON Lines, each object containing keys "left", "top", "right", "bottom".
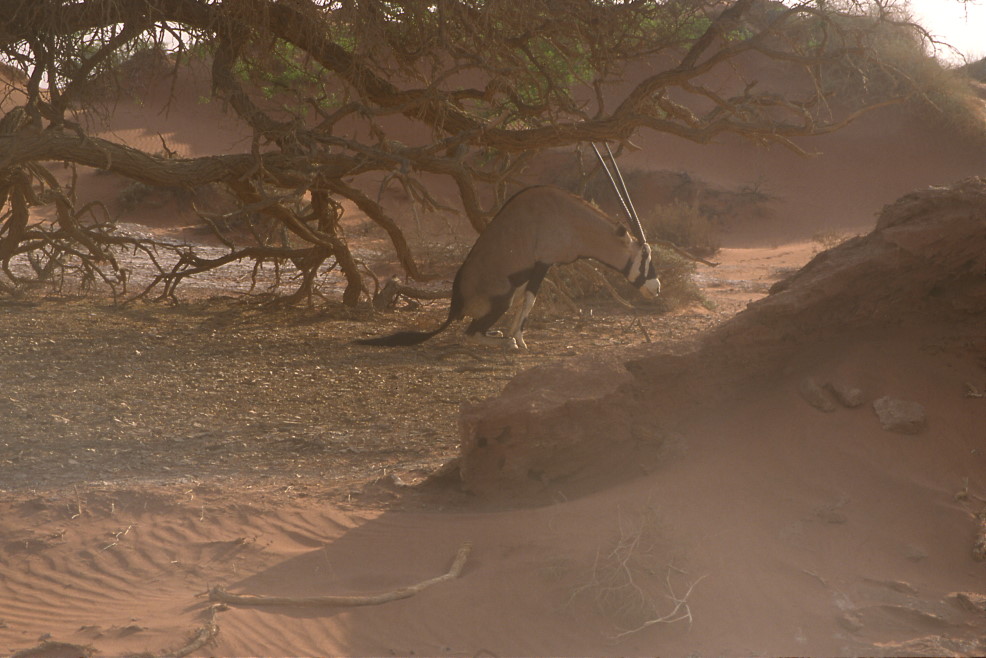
{"left": 0, "top": 0, "right": 930, "bottom": 304}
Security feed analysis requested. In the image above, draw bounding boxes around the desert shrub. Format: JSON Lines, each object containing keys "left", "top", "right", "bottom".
{"left": 649, "top": 245, "right": 705, "bottom": 310}
{"left": 410, "top": 240, "right": 471, "bottom": 278}
{"left": 116, "top": 180, "right": 233, "bottom": 225}
{"left": 962, "top": 57, "right": 986, "bottom": 83}
{"left": 873, "top": 41, "right": 986, "bottom": 142}
{"left": 816, "top": 8, "right": 986, "bottom": 143}
{"left": 537, "top": 243, "right": 703, "bottom": 319}
{"left": 641, "top": 201, "right": 720, "bottom": 256}
{"left": 908, "top": 64, "right": 986, "bottom": 143}
{"left": 117, "top": 181, "right": 158, "bottom": 212}
{"left": 117, "top": 181, "right": 196, "bottom": 213}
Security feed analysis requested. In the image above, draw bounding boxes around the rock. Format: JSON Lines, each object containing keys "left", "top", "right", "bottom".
{"left": 864, "top": 578, "right": 919, "bottom": 595}
{"left": 948, "top": 591, "right": 986, "bottom": 613}
{"left": 902, "top": 544, "right": 928, "bottom": 562}
{"left": 817, "top": 509, "right": 848, "bottom": 524}
{"left": 872, "top": 396, "right": 926, "bottom": 434}
{"left": 814, "top": 496, "right": 850, "bottom": 524}
{"left": 799, "top": 377, "right": 836, "bottom": 412}
{"left": 711, "top": 178, "right": 986, "bottom": 364}
{"left": 871, "top": 604, "right": 950, "bottom": 628}
{"left": 974, "top": 515, "right": 986, "bottom": 561}
{"left": 836, "top": 611, "right": 863, "bottom": 633}
{"left": 825, "top": 381, "right": 865, "bottom": 408}
{"left": 875, "top": 635, "right": 985, "bottom": 656}
{"left": 458, "top": 356, "right": 643, "bottom": 495}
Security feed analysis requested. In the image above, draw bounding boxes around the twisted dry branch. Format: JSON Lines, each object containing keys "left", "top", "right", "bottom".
{"left": 0, "top": 0, "right": 930, "bottom": 304}
{"left": 208, "top": 542, "right": 472, "bottom": 608}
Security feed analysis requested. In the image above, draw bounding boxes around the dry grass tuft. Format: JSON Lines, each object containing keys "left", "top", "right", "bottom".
{"left": 642, "top": 201, "right": 720, "bottom": 256}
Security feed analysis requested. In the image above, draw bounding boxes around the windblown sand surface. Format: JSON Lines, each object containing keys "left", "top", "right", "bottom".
{"left": 1, "top": 59, "right": 984, "bottom": 657}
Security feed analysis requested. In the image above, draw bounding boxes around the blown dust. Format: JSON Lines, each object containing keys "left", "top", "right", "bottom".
{"left": 0, "top": 58, "right": 985, "bottom": 657}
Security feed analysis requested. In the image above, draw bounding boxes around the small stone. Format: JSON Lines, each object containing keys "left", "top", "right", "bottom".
{"left": 825, "top": 381, "right": 865, "bottom": 408}
{"left": 872, "top": 396, "right": 926, "bottom": 434}
{"left": 873, "top": 579, "right": 919, "bottom": 595}
{"left": 974, "top": 516, "right": 986, "bottom": 562}
{"left": 799, "top": 377, "right": 836, "bottom": 412}
{"left": 837, "top": 611, "right": 863, "bottom": 633}
{"left": 902, "top": 543, "right": 928, "bottom": 561}
{"left": 817, "top": 509, "right": 848, "bottom": 524}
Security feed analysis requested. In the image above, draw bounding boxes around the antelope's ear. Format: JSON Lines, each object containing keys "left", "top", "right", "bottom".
{"left": 614, "top": 224, "right": 636, "bottom": 245}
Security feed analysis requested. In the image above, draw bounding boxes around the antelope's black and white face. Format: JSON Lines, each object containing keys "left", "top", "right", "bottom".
{"left": 630, "top": 242, "right": 661, "bottom": 297}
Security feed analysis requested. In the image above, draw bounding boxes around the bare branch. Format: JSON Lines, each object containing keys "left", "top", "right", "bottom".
{"left": 0, "top": 0, "right": 939, "bottom": 305}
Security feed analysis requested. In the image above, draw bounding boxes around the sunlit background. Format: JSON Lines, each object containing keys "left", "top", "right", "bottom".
{"left": 906, "top": 0, "right": 986, "bottom": 63}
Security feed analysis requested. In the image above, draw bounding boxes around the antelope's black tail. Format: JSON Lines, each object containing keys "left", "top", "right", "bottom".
{"left": 355, "top": 290, "right": 463, "bottom": 346}
{"left": 357, "top": 271, "right": 468, "bottom": 347}
{"left": 354, "top": 317, "right": 454, "bottom": 347}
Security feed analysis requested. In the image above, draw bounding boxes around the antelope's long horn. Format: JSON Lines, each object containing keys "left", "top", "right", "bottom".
{"left": 604, "top": 143, "right": 645, "bottom": 240}
{"left": 591, "top": 142, "right": 646, "bottom": 243}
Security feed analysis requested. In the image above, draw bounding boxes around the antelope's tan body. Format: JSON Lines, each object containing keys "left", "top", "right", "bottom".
{"left": 357, "top": 186, "right": 660, "bottom": 349}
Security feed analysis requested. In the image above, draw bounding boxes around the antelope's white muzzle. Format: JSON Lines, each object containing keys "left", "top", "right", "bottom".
{"left": 641, "top": 277, "right": 662, "bottom": 297}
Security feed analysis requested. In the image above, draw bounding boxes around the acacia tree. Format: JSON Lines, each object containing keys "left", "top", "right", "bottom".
{"left": 0, "top": 0, "right": 927, "bottom": 304}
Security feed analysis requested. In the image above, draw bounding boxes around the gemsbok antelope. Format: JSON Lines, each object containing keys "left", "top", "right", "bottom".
{"left": 356, "top": 182, "right": 661, "bottom": 349}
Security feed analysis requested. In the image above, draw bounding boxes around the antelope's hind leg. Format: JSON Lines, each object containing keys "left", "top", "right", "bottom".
{"left": 507, "top": 263, "right": 549, "bottom": 350}
{"left": 465, "top": 287, "right": 520, "bottom": 349}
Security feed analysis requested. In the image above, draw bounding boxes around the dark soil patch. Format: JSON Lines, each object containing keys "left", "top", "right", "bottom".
{"left": 0, "top": 291, "right": 725, "bottom": 507}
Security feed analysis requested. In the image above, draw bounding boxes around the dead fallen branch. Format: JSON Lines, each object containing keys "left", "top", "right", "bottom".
{"left": 369, "top": 276, "right": 452, "bottom": 310}
{"left": 208, "top": 542, "right": 472, "bottom": 608}
{"left": 165, "top": 604, "right": 222, "bottom": 658}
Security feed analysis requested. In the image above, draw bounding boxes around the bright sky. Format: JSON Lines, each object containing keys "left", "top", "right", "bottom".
{"left": 905, "top": 0, "right": 986, "bottom": 63}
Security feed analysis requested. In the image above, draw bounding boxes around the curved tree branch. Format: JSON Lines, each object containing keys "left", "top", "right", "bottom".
{"left": 0, "top": 0, "right": 933, "bottom": 304}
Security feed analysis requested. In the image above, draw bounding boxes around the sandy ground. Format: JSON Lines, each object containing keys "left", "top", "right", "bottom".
{"left": 0, "top": 244, "right": 831, "bottom": 657}
{"left": 1, "top": 232, "right": 983, "bottom": 657}
{"left": 1, "top": 57, "right": 985, "bottom": 657}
